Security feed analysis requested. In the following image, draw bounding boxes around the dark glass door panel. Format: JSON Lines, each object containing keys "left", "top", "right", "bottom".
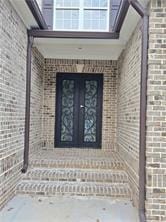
{"left": 55, "top": 73, "right": 103, "bottom": 148}
{"left": 60, "top": 80, "right": 74, "bottom": 142}
{"left": 84, "top": 80, "right": 98, "bottom": 142}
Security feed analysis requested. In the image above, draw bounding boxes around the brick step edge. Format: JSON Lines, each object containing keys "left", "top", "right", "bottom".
{"left": 30, "top": 159, "right": 124, "bottom": 170}
{"left": 16, "top": 181, "right": 131, "bottom": 198}
{"left": 23, "top": 168, "right": 128, "bottom": 183}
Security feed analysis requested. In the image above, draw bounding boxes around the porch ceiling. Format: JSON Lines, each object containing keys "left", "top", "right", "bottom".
{"left": 34, "top": 38, "right": 124, "bottom": 60}
{"left": 33, "top": 5, "right": 141, "bottom": 60}
{"left": 10, "top": 0, "right": 149, "bottom": 60}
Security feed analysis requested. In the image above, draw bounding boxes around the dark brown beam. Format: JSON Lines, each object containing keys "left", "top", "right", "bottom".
{"left": 112, "top": 0, "right": 130, "bottom": 33}
{"left": 21, "top": 34, "right": 34, "bottom": 173}
{"left": 138, "top": 14, "right": 149, "bottom": 222}
{"left": 25, "top": 0, "right": 48, "bottom": 29}
{"left": 128, "top": 1, "right": 149, "bottom": 222}
{"left": 28, "top": 30, "right": 119, "bottom": 39}
{"left": 128, "top": 0, "right": 147, "bottom": 17}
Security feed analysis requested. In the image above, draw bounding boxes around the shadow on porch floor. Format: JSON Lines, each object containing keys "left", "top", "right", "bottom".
{"left": 0, "top": 195, "right": 139, "bottom": 222}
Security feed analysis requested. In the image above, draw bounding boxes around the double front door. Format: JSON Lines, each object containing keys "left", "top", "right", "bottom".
{"left": 55, "top": 73, "right": 103, "bottom": 148}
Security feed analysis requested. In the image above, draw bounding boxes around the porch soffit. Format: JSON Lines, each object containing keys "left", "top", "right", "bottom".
{"left": 33, "top": 5, "right": 140, "bottom": 60}
{"left": 9, "top": 0, "right": 149, "bottom": 60}
{"left": 33, "top": 0, "right": 149, "bottom": 60}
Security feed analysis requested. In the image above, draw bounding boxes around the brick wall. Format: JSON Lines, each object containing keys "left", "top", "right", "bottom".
{"left": 42, "top": 59, "right": 118, "bottom": 151}
{"left": 0, "top": 0, "right": 27, "bottom": 209}
{"left": 146, "top": 1, "right": 166, "bottom": 221}
{"left": 30, "top": 47, "right": 44, "bottom": 154}
{"left": 117, "top": 23, "right": 142, "bottom": 207}
{"left": 0, "top": 0, "right": 45, "bottom": 208}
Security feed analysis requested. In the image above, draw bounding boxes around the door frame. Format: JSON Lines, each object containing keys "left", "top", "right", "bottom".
{"left": 54, "top": 72, "right": 103, "bottom": 148}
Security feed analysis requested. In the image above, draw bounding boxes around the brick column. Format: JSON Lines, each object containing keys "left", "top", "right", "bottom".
{"left": 146, "top": 0, "right": 166, "bottom": 221}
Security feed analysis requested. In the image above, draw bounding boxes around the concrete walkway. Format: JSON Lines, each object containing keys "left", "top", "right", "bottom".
{"left": 0, "top": 195, "right": 139, "bottom": 222}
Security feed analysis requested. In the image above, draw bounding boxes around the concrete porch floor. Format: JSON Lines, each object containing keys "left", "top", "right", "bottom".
{"left": 0, "top": 195, "right": 139, "bottom": 222}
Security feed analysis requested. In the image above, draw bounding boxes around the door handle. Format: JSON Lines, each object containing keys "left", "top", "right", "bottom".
{"left": 80, "top": 105, "right": 84, "bottom": 108}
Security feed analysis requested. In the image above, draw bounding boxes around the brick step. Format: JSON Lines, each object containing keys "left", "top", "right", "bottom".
{"left": 30, "top": 158, "right": 124, "bottom": 170}
{"left": 16, "top": 180, "right": 131, "bottom": 199}
{"left": 23, "top": 168, "right": 128, "bottom": 184}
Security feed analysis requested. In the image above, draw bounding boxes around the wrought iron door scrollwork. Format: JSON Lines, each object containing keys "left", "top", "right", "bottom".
{"left": 60, "top": 80, "right": 74, "bottom": 142}
{"left": 84, "top": 80, "right": 98, "bottom": 142}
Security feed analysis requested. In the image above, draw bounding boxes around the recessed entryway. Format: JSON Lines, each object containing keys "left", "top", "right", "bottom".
{"left": 55, "top": 73, "right": 103, "bottom": 148}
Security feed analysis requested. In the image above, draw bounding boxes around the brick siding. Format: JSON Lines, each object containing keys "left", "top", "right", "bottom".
{"left": 0, "top": 0, "right": 45, "bottom": 209}
{"left": 146, "top": 1, "right": 166, "bottom": 221}
{"left": 30, "top": 47, "right": 44, "bottom": 154}
{"left": 0, "top": 0, "right": 27, "bottom": 209}
{"left": 117, "top": 23, "right": 142, "bottom": 207}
